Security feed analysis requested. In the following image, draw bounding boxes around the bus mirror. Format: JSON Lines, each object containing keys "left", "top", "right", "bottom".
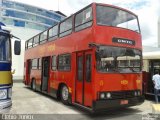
{"left": 14, "top": 40, "right": 21, "bottom": 55}
{"left": 11, "top": 69, "right": 15, "bottom": 74}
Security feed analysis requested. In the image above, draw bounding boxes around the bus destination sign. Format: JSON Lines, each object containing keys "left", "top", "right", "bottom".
{"left": 112, "top": 38, "right": 135, "bottom": 46}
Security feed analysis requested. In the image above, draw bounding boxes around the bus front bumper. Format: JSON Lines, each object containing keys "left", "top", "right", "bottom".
{"left": 93, "top": 96, "right": 144, "bottom": 112}
{"left": 0, "top": 99, "right": 12, "bottom": 110}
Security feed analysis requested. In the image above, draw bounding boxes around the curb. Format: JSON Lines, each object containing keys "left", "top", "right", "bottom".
{"left": 152, "top": 104, "right": 160, "bottom": 113}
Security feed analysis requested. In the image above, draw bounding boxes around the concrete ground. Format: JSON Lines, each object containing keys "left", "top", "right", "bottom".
{"left": 1, "top": 83, "right": 158, "bottom": 120}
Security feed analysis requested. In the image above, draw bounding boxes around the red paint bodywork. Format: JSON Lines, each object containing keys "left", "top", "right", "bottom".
{"left": 24, "top": 3, "right": 142, "bottom": 108}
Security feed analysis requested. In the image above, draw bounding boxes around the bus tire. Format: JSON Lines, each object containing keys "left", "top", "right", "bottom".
{"left": 31, "top": 79, "right": 36, "bottom": 92}
{"left": 61, "top": 85, "right": 69, "bottom": 105}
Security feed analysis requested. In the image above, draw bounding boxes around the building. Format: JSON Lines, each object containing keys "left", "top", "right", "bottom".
{"left": 0, "top": 0, "right": 65, "bottom": 31}
{"left": 0, "top": 0, "right": 66, "bottom": 80}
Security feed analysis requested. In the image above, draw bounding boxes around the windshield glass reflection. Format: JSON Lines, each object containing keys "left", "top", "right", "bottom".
{"left": 0, "top": 34, "right": 10, "bottom": 61}
{"left": 96, "top": 46, "right": 142, "bottom": 73}
{"left": 96, "top": 5, "right": 140, "bottom": 33}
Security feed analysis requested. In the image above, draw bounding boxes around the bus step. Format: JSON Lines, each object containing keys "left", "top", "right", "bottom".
{"left": 73, "top": 102, "right": 93, "bottom": 112}
{"left": 41, "top": 91, "right": 48, "bottom": 95}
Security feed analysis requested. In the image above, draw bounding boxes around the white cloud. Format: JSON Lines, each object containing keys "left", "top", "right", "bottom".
{"left": 12, "top": 0, "right": 160, "bottom": 47}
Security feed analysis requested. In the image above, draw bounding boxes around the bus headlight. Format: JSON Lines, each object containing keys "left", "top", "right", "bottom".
{"left": 100, "top": 92, "right": 112, "bottom": 99}
{"left": 134, "top": 91, "right": 137, "bottom": 96}
{"left": 8, "top": 88, "right": 12, "bottom": 98}
{"left": 106, "top": 93, "right": 111, "bottom": 98}
{"left": 100, "top": 93, "right": 105, "bottom": 99}
{"left": 137, "top": 91, "right": 141, "bottom": 96}
{"left": 0, "top": 89, "right": 7, "bottom": 99}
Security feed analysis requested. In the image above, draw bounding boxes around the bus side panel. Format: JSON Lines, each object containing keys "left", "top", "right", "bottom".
{"left": 35, "top": 70, "right": 41, "bottom": 90}
{"left": 49, "top": 56, "right": 74, "bottom": 99}
{"left": 49, "top": 70, "right": 59, "bottom": 97}
{"left": 25, "top": 60, "right": 31, "bottom": 85}
{"left": 24, "top": 61, "right": 27, "bottom": 85}
{"left": 57, "top": 71, "right": 73, "bottom": 92}
{"left": 93, "top": 73, "right": 142, "bottom": 100}
{"left": 30, "top": 70, "right": 40, "bottom": 85}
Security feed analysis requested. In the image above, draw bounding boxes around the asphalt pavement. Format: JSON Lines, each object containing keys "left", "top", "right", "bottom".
{"left": 0, "top": 83, "right": 157, "bottom": 120}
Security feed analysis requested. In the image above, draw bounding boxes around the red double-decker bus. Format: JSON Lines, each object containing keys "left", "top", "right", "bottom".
{"left": 24, "top": 3, "right": 144, "bottom": 111}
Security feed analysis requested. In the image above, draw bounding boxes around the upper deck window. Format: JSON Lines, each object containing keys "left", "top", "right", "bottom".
{"left": 0, "top": 34, "right": 11, "bottom": 61}
{"left": 40, "top": 30, "right": 48, "bottom": 44}
{"left": 96, "top": 5, "right": 140, "bottom": 33}
{"left": 48, "top": 25, "right": 58, "bottom": 41}
{"left": 33, "top": 35, "right": 39, "bottom": 47}
{"left": 59, "top": 17, "right": 72, "bottom": 37}
{"left": 75, "top": 7, "right": 93, "bottom": 31}
{"left": 27, "top": 38, "right": 33, "bottom": 48}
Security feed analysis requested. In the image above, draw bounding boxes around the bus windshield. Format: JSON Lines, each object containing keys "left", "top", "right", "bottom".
{"left": 96, "top": 46, "right": 142, "bottom": 73}
{"left": 96, "top": 5, "right": 140, "bottom": 33}
{"left": 0, "top": 34, "right": 11, "bottom": 61}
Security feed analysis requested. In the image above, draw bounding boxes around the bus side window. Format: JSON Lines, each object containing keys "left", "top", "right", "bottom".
{"left": 77, "top": 56, "right": 83, "bottom": 81}
{"left": 38, "top": 58, "right": 42, "bottom": 69}
{"left": 52, "top": 55, "right": 57, "bottom": 71}
{"left": 33, "top": 35, "right": 39, "bottom": 47}
{"left": 59, "top": 17, "right": 72, "bottom": 38}
{"left": 25, "top": 41, "right": 28, "bottom": 50}
{"left": 40, "top": 30, "right": 48, "bottom": 44}
{"left": 28, "top": 38, "right": 33, "bottom": 49}
{"left": 32, "top": 59, "right": 38, "bottom": 69}
{"left": 58, "top": 54, "right": 71, "bottom": 71}
{"left": 48, "top": 25, "right": 58, "bottom": 41}
{"left": 75, "top": 6, "right": 93, "bottom": 32}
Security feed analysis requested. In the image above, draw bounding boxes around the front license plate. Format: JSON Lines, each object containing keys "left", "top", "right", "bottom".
{"left": 120, "top": 100, "right": 128, "bottom": 105}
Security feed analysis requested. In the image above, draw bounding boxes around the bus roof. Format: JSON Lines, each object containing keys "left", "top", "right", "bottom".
{"left": 0, "top": 27, "right": 10, "bottom": 34}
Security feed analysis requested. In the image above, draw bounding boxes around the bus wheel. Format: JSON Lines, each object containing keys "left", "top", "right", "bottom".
{"left": 61, "top": 85, "right": 69, "bottom": 105}
{"left": 31, "top": 79, "right": 36, "bottom": 91}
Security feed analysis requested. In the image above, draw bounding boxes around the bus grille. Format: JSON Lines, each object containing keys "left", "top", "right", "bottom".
{"left": 111, "top": 90, "right": 135, "bottom": 99}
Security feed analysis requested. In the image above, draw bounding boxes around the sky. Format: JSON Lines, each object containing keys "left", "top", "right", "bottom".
{"left": 12, "top": 0, "right": 160, "bottom": 47}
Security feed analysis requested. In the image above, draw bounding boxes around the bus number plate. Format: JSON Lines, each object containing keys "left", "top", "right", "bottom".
{"left": 120, "top": 100, "right": 128, "bottom": 105}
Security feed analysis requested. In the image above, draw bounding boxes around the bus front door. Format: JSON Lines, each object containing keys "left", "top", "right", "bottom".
{"left": 75, "top": 51, "right": 92, "bottom": 108}
{"left": 41, "top": 57, "right": 50, "bottom": 92}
